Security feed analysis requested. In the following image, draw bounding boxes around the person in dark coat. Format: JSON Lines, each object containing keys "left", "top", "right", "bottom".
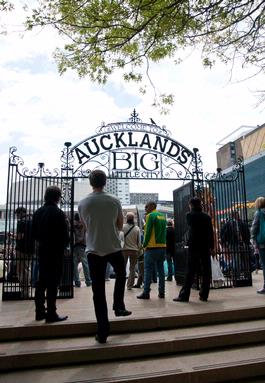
{"left": 220, "top": 210, "right": 250, "bottom": 248}
{"left": 173, "top": 197, "right": 214, "bottom": 302}
{"left": 12, "top": 207, "right": 35, "bottom": 298}
{"left": 32, "top": 186, "right": 69, "bottom": 322}
{"left": 166, "top": 219, "right": 176, "bottom": 281}
{"left": 220, "top": 210, "right": 250, "bottom": 275}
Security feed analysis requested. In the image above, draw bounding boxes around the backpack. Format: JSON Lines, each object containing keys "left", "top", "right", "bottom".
{"left": 257, "top": 210, "right": 265, "bottom": 245}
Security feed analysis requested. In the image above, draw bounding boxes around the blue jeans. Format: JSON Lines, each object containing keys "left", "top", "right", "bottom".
{"left": 73, "top": 245, "right": 91, "bottom": 286}
{"left": 258, "top": 247, "right": 265, "bottom": 287}
{"left": 31, "top": 257, "right": 39, "bottom": 287}
{"left": 143, "top": 248, "right": 165, "bottom": 295}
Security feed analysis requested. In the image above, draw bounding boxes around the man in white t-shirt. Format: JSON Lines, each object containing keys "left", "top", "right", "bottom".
{"left": 122, "top": 212, "right": 141, "bottom": 289}
{"left": 78, "top": 170, "right": 132, "bottom": 344}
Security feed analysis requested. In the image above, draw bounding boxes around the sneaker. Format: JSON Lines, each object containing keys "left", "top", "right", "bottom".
{"left": 75, "top": 282, "right": 81, "bottom": 288}
{"left": 35, "top": 312, "right": 46, "bottom": 321}
{"left": 199, "top": 296, "right": 208, "bottom": 302}
{"left": 137, "top": 292, "right": 150, "bottom": 299}
{"left": 114, "top": 309, "right": 132, "bottom": 317}
{"left": 158, "top": 293, "right": 165, "bottom": 298}
{"left": 173, "top": 297, "right": 189, "bottom": 302}
{"left": 46, "top": 314, "right": 68, "bottom": 323}
{"left": 257, "top": 288, "right": 265, "bottom": 294}
{"left": 95, "top": 334, "right": 107, "bottom": 344}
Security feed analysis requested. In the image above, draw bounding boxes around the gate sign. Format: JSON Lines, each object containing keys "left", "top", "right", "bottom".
{"left": 65, "top": 110, "right": 200, "bottom": 180}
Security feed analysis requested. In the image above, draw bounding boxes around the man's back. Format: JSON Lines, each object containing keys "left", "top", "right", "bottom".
{"left": 123, "top": 223, "right": 140, "bottom": 251}
{"left": 78, "top": 191, "right": 122, "bottom": 256}
{"left": 221, "top": 218, "right": 250, "bottom": 245}
{"left": 73, "top": 220, "right": 86, "bottom": 245}
{"left": 32, "top": 203, "right": 69, "bottom": 251}
{"left": 143, "top": 210, "right": 167, "bottom": 248}
{"left": 16, "top": 216, "right": 34, "bottom": 254}
{"left": 186, "top": 210, "right": 214, "bottom": 250}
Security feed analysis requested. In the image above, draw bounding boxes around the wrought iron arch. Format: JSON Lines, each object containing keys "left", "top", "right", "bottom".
{"left": 60, "top": 110, "right": 203, "bottom": 182}
{"left": 2, "top": 110, "right": 252, "bottom": 302}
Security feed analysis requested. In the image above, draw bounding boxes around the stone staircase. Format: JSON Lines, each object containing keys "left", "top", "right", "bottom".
{"left": 1, "top": 306, "right": 265, "bottom": 382}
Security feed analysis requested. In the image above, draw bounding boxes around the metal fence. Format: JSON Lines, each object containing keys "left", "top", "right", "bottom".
{"left": 2, "top": 144, "right": 252, "bottom": 301}
{"left": 173, "top": 162, "right": 252, "bottom": 289}
{"left": 2, "top": 151, "right": 74, "bottom": 300}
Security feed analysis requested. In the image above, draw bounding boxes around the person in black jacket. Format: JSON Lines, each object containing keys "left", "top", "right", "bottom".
{"left": 220, "top": 210, "right": 250, "bottom": 275}
{"left": 173, "top": 197, "right": 214, "bottom": 302}
{"left": 220, "top": 210, "right": 250, "bottom": 248}
{"left": 12, "top": 207, "right": 35, "bottom": 298}
{"left": 32, "top": 186, "right": 69, "bottom": 322}
{"left": 166, "top": 219, "right": 176, "bottom": 281}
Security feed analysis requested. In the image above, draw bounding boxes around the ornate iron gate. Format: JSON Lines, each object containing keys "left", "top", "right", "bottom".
{"left": 2, "top": 111, "right": 252, "bottom": 300}
{"left": 173, "top": 161, "right": 252, "bottom": 288}
{"left": 2, "top": 148, "right": 74, "bottom": 300}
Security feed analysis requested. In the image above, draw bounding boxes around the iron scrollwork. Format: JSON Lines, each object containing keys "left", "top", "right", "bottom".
{"left": 10, "top": 147, "right": 60, "bottom": 177}
{"left": 73, "top": 153, "right": 110, "bottom": 177}
{"left": 160, "top": 155, "right": 194, "bottom": 179}
{"left": 9, "top": 147, "right": 24, "bottom": 167}
{"left": 96, "top": 109, "right": 171, "bottom": 137}
{"left": 9, "top": 109, "right": 205, "bottom": 183}
{"left": 67, "top": 110, "right": 199, "bottom": 181}
{"left": 204, "top": 157, "right": 243, "bottom": 182}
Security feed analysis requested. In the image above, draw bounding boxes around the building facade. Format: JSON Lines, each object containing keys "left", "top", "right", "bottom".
{"left": 105, "top": 178, "right": 130, "bottom": 205}
{"left": 216, "top": 123, "right": 265, "bottom": 211}
{"left": 130, "top": 193, "right": 158, "bottom": 205}
{"left": 217, "top": 124, "right": 265, "bottom": 170}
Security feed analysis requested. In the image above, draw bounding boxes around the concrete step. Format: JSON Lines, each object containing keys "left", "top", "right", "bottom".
{"left": 1, "top": 343, "right": 265, "bottom": 382}
{"left": 1, "top": 319, "right": 265, "bottom": 372}
{"left": 2, "top": 305, "right": 265, "bottom": 341}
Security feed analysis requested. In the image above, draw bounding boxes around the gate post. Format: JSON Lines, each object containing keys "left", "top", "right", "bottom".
{"left": 192, "top": 147, "right": 204, "bottom": 196}
{"left": 58, "top": 142, "right": 74, "bottom": 298}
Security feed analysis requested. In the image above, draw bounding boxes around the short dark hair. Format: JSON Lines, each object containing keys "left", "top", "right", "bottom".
{"left": 189, "top": 197, "right": 202, "bottom": 208}
{"left": 44, "top": 186, "right": 62, "bottom": 203}
{"left": 74, "top": 212, "right": 80, "bottom": 221}
{"left": 126, "top": 212, "right": 135, "bottom": 224}
{"left": 89, "top": 170, "right": 106, "bottom": 188}
{"left": 15, "top": 207, "right": 26, "bottom": 215}
{"left": 145, "top": 201, "right": 157, "bottom": 210}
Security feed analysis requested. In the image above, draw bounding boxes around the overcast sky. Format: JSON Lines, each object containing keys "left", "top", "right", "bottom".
{"left": 0, "top": 2, "right": 265, "bottom": 204}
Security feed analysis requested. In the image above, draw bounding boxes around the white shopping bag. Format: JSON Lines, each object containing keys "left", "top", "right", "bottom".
{"left": 211, "top": 256, "right": 225, "bottom": 287}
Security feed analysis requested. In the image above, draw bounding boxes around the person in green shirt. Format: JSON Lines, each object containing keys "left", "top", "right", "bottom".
{"left": 137, "top": 201, "right": 167, "bottom": 299}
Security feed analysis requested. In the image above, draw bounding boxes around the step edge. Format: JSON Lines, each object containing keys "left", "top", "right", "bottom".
{"left": 1, "top": 306, "right": 265, "bottom": 341}
{"left": 1, "top": 328, "right": 265, "bottom": 372}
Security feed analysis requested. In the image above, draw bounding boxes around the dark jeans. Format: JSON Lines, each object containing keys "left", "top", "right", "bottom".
{"left": 166, "top": 250, "right": 177, "bottom": 280}
{"left": 31, "top": 257, "right": 39, "bottom": 287}
{"left": 178, "top": 249, "right": 211, "bottom": 301}
{"left": 87, "top": 250, "right": 126, "bottom": 338}
{"left": 35, "top": 254, "right": 63, "bottom": 316}
{"left": 259, "top": 248, "right": 265, "bottom": 288}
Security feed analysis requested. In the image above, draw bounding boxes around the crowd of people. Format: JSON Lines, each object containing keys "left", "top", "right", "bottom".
{"left": 9, "top": 169, "right": 265, "bottom": 343}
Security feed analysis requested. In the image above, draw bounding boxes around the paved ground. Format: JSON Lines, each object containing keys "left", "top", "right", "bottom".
{"left": 0, "top": 271, "right": 265, "bottom": 328}
{"left": 1, "top": 272, "right": 265, "bottom": 383}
